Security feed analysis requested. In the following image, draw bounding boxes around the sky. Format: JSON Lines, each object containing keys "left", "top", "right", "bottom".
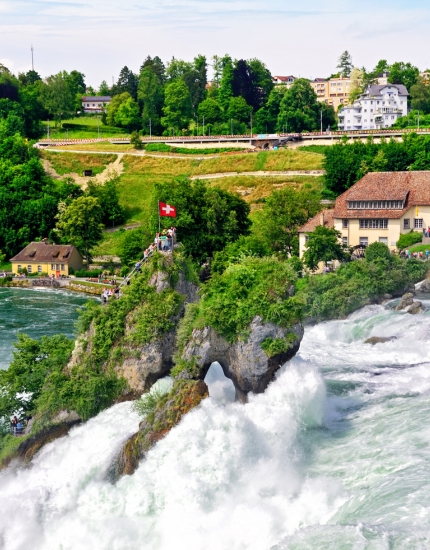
{"left": 1, "top": 0, "right": 430, "bottom": 88}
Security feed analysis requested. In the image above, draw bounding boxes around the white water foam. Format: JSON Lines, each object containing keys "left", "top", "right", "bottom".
{"left": 2, "top": 303, "right": 430, "bottom": 548}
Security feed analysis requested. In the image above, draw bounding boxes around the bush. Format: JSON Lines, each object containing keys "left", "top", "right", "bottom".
{"left": 365, "top": 242, "right": 391, "bottom": 262}
{"left": 396, "top": 231, "right": 423, "bottom": 249}
{"left": 74, "top": 269, "right": 103, "bottom": 278}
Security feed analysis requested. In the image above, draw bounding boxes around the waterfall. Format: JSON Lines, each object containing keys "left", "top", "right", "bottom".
{"left": 2, "top": 300, "right": 430, "bottom": 549}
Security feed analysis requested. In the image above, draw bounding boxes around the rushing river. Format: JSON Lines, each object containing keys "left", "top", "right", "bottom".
{"left": 1, "top": 298, "right": 430, "bottom": 549}
{"left": 0, "top": 288, "right": 93, "bottom": 370}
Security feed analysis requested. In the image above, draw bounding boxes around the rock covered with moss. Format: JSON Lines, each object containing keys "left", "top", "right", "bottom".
{"left": 181, "top": 316, "right": 303, "bottom": 402}
{"left": 112, "top": 379, "right": 208, "bottom": 478}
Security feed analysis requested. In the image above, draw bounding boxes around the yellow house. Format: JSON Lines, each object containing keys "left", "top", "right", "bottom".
{"left": 299, "top": 171, "right": 430, "bottom": 258}
{"left": 311, "top": 76, "right": 352, "bottom": 110}
{"left": 10, "top": 242, "right": 83, "bottom": 277}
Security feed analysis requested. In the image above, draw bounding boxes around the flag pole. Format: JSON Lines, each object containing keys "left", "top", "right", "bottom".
{"left": 158, "top": 200, "right": 161, "bottom": 233}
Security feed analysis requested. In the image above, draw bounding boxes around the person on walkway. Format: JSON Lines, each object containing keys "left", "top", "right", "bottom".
{"left": 11, "top": 416, "right": 17, "bottom": 435}
{"left": 426, "top": 249, "right": 429, "bottom": 260}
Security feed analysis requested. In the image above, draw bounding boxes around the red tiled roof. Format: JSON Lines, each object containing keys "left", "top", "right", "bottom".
{"left": 10, "top": 242, "right": 79, "bottom": 263}
{"left": 298, "top": 209, "right": 335, "bottom": 233}
{"left": 334, "top": 171, "right": 430, "bottom": 219}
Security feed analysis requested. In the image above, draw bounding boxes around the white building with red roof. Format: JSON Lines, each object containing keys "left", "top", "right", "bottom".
{"left": 299, "top": 171, "right": 430, "bottom": 257}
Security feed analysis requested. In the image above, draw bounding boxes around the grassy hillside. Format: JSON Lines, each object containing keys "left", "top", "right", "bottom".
{"left": 42, "top": 151, "right": 118, "bottom": 176}
{"left": 41, "top": 147, "right": 325, "bottom": 257}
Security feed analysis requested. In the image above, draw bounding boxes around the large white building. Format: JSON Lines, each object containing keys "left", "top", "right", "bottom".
{"left": 338, "top": 84, "right": 408, "bottom": 131}
{"left": 81, "top": 96, "right": 111, "bottom": 114}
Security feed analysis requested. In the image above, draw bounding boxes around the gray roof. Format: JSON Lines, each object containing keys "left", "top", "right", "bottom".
{"left": 364, "top": 84, "right": 408, "bottom": 96}
{"left": 82, "top": 96, "right": 111, "bottom": 102}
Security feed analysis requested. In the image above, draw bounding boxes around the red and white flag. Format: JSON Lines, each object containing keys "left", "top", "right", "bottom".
{"left": 159, "top": 202, "right": 177, "bottom": 217}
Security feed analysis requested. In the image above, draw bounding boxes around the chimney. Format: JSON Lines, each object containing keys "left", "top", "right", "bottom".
{"left": 320, "top": 212, "right": 324, "bottom": 226}
{"left": 43, "top": 238, "right": 49, "bottom": 245}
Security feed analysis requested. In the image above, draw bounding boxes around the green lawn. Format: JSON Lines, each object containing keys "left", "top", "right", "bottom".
{"left": 407, "top": 243, "right": 428, "bottom": 253}
{"left": 43, "top": 151, "right": 118, "bottom": 176}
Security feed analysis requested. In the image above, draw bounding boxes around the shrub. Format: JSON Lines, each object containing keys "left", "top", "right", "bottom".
{"left": 261, "top": 334, "right": 297, "bottom": 357}
{"left": 397, "top": 231, "right": 423, "bottom": 249}
{"left": 365, "top": 242, "right": 391, "bottom": 262}
{"left": 74, "top": 269, "right": 103, "bottom": 278}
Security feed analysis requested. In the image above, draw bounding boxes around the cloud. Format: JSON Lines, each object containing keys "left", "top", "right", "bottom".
{"left": 1, "top": 0, "right": 430, "bottom": 87}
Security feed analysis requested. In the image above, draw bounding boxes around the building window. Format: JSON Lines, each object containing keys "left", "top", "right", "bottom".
{"left": 61, "top": 264, "right": 65, "bottom": 271}
{"left": 342, "top": 236, "right": 348, "bottom": 246}
{"left": 342, "top": 219, "right": 348, "bottom": 228}
{"left": 414, "top": 218, "right": 424, "bottom": 229}
{"left": 51, "top": 264, "right": 55, "bottom": 270}
{"left": 305, "top": 235, "right": 309, "bottom": 243}
{"left": 38, "top": 266, "right": 42, "bottom": 273}
{"left": 56, "top": 263, "right": 60, "bottom": 270}
{"left": 379, "top": 237, "right": 388, "bottom": 245}
{"left": 18, "top": 265, "right": 22, "bottom": 271}
{"left": 359, "top": 219, "right": 388, "bottom": 229}
{"left": 360, "top": 237, "right": 368, "bottom": 247}
{"left": 404, "top": 219, "right": 410, "bottom": 229}
{"left": 27, "top": 265, "right": 32, "bottom": 273}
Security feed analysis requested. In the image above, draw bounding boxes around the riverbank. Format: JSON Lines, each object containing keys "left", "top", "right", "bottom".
{"left": 0, "top": 277, "right": 112, "bottom": 296}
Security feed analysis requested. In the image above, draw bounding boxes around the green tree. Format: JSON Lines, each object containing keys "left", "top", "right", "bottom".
{"left": 337, "top": 51, "right": 353, "bottom": 78}
{"left": 278, "top": 78, "right": 320, "bottom": 132}
{"left": 98, "top": 80, "right": 111, "bottom": 95}
{"left": 255, "top": 86, "right": 288, "bottom": 133}
{"left": 55, "top": 195, "right": 104, "bottom": 266}
{"left": 161, "top": 80, "right": 192, "bottom": 133}
{"left": 410, "top": 78, "right": 430, "bottom": 113}
{"left": 303, "top": 226, "right": 346, "bottom": 270}
{"left": 153, "top": 177, "right": 251, "bottom": 263}
{"left": 227, "top": 96, "right": 252, "bottom": 123}
{"left": 112, "top": 66, "right": 138, "bottom": 99}
{"left": 389, "top": 62, "right": 420, "bottom": 91}
{"left": 218, "top": 56, "right": 234, "bottom": 112}
{"left": 197, "top": 98, "right": 223, "bottom": 124}
{"left": 365, "top": 241, "right": 391, "bottom": 262}
{"left": 0, "top": 334, "right": 73, "bottom": 421}
{"left": 86, "top": 175, "right": 125, "bottom": 227}
{"left": 39, "top": 72, "right": 75, "bottom": 124}
{"left": 258, "top": 187, "right": 321, "bottom": 257}
{"left": 106, "top": 92, "right": 139, "bottom": 129}
{"left": 138, "top": 63, "right": 165, "bottom": 135}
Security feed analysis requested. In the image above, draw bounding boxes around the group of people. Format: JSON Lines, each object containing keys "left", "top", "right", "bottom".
{"left": 10, "top": 415, "right": 30, "bottom": 436}
{"left": 154, "top": 227, "right": 176, "bottom": 253}
{"left": 401, "top": 249, "right": 430, "bottom": 260}
{"left": 422, "top": 228, "right": 430, "bottom": 238}
{"left": 101, "top": 284, "right": 120, "bottom": 303}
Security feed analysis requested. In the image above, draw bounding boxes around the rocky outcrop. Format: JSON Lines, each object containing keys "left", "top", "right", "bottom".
{"left": 0, "top": 418, "right": 81, "bottom": 470}
{"left": 181, "top": 316, "right": 304, "bottom": 403}
{"left": 113, "top": 270, "right": 199, "bottom": 393}
{"left": 417, "top": 278, "right": 430, "bottom": 293}
{"left": 396, "top": 292, "right": 424, "bottom": 314}
{"left": 111, "top": 379, "right": 208, "bottom": 479}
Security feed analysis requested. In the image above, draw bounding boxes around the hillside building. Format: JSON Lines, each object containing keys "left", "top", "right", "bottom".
{"left": 299, "top": 171, "right": 430, "bottom": 257}
{"left": 273, "top": 75, "right": 296, "bottom": 88}
{"left": 338, "top": 84, "right": 408, "bottom": 131}
{"left": 81, "top": 96, "right": 111, "bottom": 114}
{"left": 311, "top": 76, "right": 352, "bottom": 110}
{"left": 10, "top": 242, "right": 83, "bottom": 277}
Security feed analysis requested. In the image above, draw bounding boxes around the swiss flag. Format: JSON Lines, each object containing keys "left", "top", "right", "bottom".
{"left": 159, "top": 202, "right": 177, "bottom": 217}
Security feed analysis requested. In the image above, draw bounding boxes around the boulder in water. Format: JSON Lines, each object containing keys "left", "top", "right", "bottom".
{"left": 364, "top": 336, "right": 397, "bottom": 345}
{"left": 396, "top": 293, "right": 414, "bottom": 311}
{"left": 418, "top": 278, "right": 430, "bottom": 293}
{"left": 407, "top": 301, "right": 424, "bottom": 315}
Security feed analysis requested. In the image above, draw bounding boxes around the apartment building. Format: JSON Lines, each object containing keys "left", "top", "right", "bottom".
{"left": 338, "top": 84, "right": 408, "bottom": 131}
{"left": 311, "top": 76, "right": 352, "bottom": 110}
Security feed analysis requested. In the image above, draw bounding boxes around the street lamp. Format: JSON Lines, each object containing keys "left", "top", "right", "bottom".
{"left": 231, "top": 118, "right": 233, "bottom": 135}
{"left": 149, "top": 118, "right": 152, "bottom": 138}
{"left": 203, "top": 116, "right": 205, "bottom": 136}
{"left": 250, "top": 113, "right": 253, "bottom": 137}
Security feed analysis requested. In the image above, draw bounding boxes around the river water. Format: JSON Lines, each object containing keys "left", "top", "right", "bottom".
{"left": 0, "top": 287, "right": 93, "bottom": 370}
{"left": 1, "top": 299, "right": 430, "bottom": 549}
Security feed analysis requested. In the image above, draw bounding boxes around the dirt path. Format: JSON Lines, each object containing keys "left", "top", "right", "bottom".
{"left": 44, "top": 148, "right": 220, "bottom": 160}
{"left": 42, "top": 153, "right": 125, "bottom": 188}
{"left": 190, "top": 170, "right": 325, "bottom": 180}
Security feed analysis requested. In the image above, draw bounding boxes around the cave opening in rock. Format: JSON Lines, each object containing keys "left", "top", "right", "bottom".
{"left": 204, "top": 362, "right": 235, "bottom": 404}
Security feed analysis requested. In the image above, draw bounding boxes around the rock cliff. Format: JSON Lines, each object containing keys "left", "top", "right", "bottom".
{"left": 181, "top": 317, "right": 304, "bottom": 402}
